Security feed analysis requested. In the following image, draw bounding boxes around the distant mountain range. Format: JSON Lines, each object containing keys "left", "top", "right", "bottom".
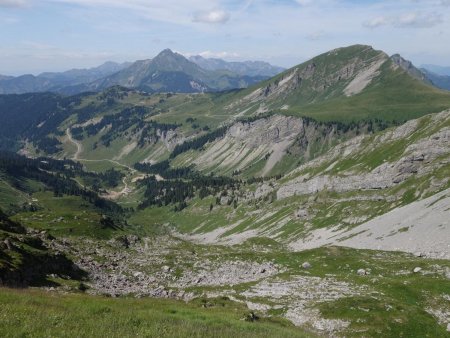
{"left": 420, "top": 66, "right": 450, "bottom": 91}
{"left": 421, "top": 64, "right": 450, "bottom": 76}
{"left": 1, "top": 48, "right": 448, "bottom": 95}
{"left": 66, "top": 49, "right": 274, "bottom": 94}
{"left": 188, "top": 55, "right": 285, "bottom": 77}
{"left": 0, "top": 50, "right": 284, "bottom": 95}
{"left": 0, "top": 61, "right": 131, "bottom": 95}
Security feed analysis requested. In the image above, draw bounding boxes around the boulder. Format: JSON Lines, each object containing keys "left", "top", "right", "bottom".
{"left": 295, "top": 209, "right": 309, "bottom": 219}
{"left": 413, "top": 267, "right": 422, "bottom": 273}
{"left": 301, "top": 262, "right": 312, "bottom": 269}
{"left": 357, "top": 268, "right": 367, "bottom": 276}
{"left": 162, "top": 265, "right": 172, "bottom": 273}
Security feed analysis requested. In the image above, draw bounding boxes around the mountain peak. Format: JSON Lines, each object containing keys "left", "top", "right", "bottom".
{"left": 390, "top": 54, "right": 432, "bottom": 85}
{"left": 156, "top": 49, "right": 177, "bottom": 58}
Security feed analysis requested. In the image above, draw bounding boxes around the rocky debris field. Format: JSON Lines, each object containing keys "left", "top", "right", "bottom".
{"left": 42, "top": 233, "right": 450, "bottom": 337}
{"left": 242, "top": 275, "right": 369, "bottom": 335}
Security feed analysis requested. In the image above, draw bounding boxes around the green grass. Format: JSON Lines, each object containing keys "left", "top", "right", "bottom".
{"left": 0, "top": 288, "right": 312, "bottom": 338}
{"left": 0, "top": 179, "right": 30, "bottom": 213}
{"left": 10, "top": 191, "right": 118, "bottom": 239}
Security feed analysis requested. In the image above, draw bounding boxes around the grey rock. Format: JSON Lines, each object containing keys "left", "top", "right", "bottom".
{"left": 302, "top": 262, "right": 312, "bottom": 269}
{"left": 357, "top": 269, "right": 367, "bottom": 276}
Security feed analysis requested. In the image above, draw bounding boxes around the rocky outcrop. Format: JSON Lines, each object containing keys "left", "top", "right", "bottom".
{"left": 192, "top": 114, "right": 353, "bottom": 176}
{"left": 391, "top": 54, "right": 432, "bottom": 85}
{"left": 0, "top": 214, "right": 85, "bottom": 287}
{"left": 157, "top": 128, "right": 185, "bottom": 151}
{"left": 277, "top": 111, "right": 450, "bottom": 199}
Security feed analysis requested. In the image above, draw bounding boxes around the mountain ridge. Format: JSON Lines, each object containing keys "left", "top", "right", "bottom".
{"left": 189, "top": 55, "right": 285, "bottom": 77}
{"left": 421, "top": 64, "right": 450, "bottom": 76}
{"left": 0, "top": 61, "right": 131, "bottom": 95}
{"left": 76, "top": 49, "right": 270, "bottom": 94}
{"left": 421, "top": 68, "right": 450, "bottom": 91}
{"left": 0, "top": 50, "right": 273, "bottom": 95}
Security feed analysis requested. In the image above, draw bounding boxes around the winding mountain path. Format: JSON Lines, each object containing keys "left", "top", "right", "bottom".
{"left": 66, "top": 128, "right": 83, "bottom": 160}
{"left": 65, "top": 127, "right": 139, "bottom": 199}
{"left": 65, "top": 128, "right": 163, "bottom": 199}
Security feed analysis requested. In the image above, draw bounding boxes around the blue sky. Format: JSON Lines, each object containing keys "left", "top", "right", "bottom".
{"left": 0, "top": 0, "right": 449, "bottom": 75}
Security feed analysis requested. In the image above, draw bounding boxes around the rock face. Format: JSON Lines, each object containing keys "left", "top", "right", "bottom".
{"left": 192, "top": 114, "right": 350, "bottom": 176}
{"left": 344, "top": 53, "right": 388, "bottom": 96}
{"left": 157, "top": 128, "right": 185, "bottom": 151}
{"left": 277, "top": 111, "right": 450, "bottom": 200}
{"left": 193, "top": 115, "right": 303, "bottom": 175}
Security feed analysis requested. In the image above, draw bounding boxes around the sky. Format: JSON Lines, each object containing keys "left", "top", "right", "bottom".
{"left": 0, "top": 0, "right": 449, "bottom": 75}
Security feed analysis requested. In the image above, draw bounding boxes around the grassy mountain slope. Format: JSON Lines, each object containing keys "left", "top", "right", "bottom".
{"left": 220, "top": 45, "right": 450, "bottom": 122}
{"left": 0, "top": 288, "right": 310, "bottom": 338}
{"left": 0, "top": 209, "right": 86, "bottom": 287}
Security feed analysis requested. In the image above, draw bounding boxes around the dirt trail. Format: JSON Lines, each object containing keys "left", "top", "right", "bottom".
{"left": 66, "top": 127, "right": 138, "bottom": 200}
{"left": 66, "top": 128, "right": 83, "bottom": 160}
{"left": 65, "top": 128, "right": 166, "bottom": 199}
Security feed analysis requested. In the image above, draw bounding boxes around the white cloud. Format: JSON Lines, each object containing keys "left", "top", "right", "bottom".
{"left": 192, "top": 9, "right": 230, "bottom": 24}
{"left": 364, "top": 12, "right": 442, "bottom": 29}
{"left": 0, "top": 0, "right": 28, "bottom": 7}
{"left": 197, "top": 50, "right": 239, "bottom": 58}
{"left": 396, "top": 12, "right": 442, "bottom": 28}
{"left": 51, "top": 0, "right": 222, "bottom": 25}
{"left": 0, "top": 15, "right": 19, "bottom": 24}
{"left": 364, "top": 16, "right": 390, "bottom": 29}
{"left": 295, "top": 0, "right": 313, "bottom": 6}
{"left": 306, "top": 30, "right": 326, "bottom": 40}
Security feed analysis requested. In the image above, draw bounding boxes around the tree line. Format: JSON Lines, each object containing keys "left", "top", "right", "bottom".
{"left": 0, "top": 151, "right": 125, "bottom": 216}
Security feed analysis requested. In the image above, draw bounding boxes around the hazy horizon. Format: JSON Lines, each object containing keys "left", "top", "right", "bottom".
{"left": 1, "top": 0, "right": 450, "bottom": 75}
